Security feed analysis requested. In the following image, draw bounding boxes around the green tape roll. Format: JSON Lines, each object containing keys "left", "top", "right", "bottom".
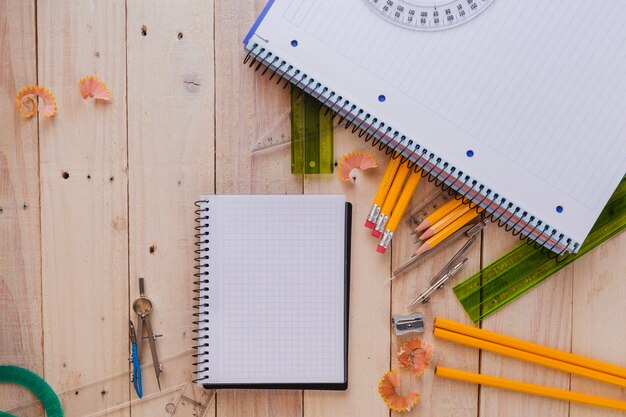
{"left": 0, "top": 366, "right": 63, "bottom": 417}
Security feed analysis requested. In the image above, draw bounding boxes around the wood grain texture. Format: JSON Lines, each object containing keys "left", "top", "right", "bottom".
{"left": 570, "top": 233, "right": 626, "bottom": 417}
{"left": 215, "top": 0, "right": 301, "bottom": 196}
{"left": 214, "top": 0, "right": 302, "bottom": 415}
{"left": 1, "top": 2, "right": 626, "bottom": 417}
{"left": 37, "top": 1, "right": 129, "bottom": 415}
{"left": 391, "top": 185, "right": 480, "bottom": 417}
{"left": 479, "top": 227, "right": 571, "bottom": 417}
{"left": 0, "top": 1, "right": 43, "bottom": 414}
{"left": 126, "top": 1, "right": 215, "bottom": 413}
{"left": 303, "top": 138, "right": 391, "bottom": 417}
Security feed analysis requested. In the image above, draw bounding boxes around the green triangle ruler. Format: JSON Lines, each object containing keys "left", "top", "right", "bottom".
{"left": 454, "top": 176, "right": 626, "bottom": 323}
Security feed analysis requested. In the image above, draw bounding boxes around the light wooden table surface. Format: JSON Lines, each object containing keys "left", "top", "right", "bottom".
{"left": 1, "top": 1, "right": 625, "bottom": 416}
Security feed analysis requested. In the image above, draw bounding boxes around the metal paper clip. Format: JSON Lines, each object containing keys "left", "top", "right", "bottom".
{"left": 391, "top": 312, "right": 424, "bottom": 335}
{"left": 407, "top": 221, "right": 486, "bottom": 308}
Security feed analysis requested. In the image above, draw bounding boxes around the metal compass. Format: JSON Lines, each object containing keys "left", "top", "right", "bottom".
{"left": 363, "top": 0, "right": 496, "bottom": 31}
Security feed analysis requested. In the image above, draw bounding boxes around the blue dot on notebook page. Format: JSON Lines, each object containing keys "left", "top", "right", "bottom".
{"left": 291, "top": 39, "right": 298, "bottom": 47}
{"left": 556, "top": 205, "right": 564, "bottom": 213}
{"left": 378, "top": 94, "right": 386, "bottom": 102}
{"left": 466, "top": 150, "right": 474, "bottom": 157}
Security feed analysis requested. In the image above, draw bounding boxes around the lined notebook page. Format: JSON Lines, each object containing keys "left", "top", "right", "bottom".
{"left": 196, "top": 195, "right": 346, "bottom": 384}
{"left": 249, "top": 0, "right": 626, "bottom": 245}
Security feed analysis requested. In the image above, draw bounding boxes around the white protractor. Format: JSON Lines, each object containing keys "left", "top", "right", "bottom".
{"left": 363, "top": 0, "right": 496, "bottom": 31}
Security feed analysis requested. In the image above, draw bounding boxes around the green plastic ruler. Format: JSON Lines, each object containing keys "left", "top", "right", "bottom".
{"left": 454, "top": 176, "right": 626, "bottom": 323}
{"left": 290, "top": 86, "right": 333, "bottom": 174}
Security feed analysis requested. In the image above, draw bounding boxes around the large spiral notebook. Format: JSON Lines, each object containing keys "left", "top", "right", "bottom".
{"left": 193, "top": 195, "right": 351, "bottom": 389}
{"left": 243, "top": 0, "right": 626, "bottom": 256}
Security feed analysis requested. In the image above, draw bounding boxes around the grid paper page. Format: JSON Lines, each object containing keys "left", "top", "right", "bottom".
{"left": 197, "top": 195, "right": 346, "bottom": 384}
{"left": 248, "top": 0, "right": 626, "bottom": 246}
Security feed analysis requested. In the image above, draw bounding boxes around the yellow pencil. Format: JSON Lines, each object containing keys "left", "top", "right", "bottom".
{"left": 419, "top": 203, "right": 471, "bottom": 240}
{"left": 415, "top": 208, "right": 481, "bottom": 255}
{"left": 415, "top": 198, "right": 463, "bottom": 232}
{"left": 435, "top": 367, "right": 626, "bottom": 412}
{"left": 434, "top": 328, "right": 626, "bottom": 388}
{"left": 434, "top": 317, "right": 626, "bottom": 380}
{"left": 372, "top": 163, "right": 410, "bottom": 238}
{"left": 377, "top": 170, "right": 422, "bottom": 254}
{"left": 365, "top": 157, "right": 402, "bottom": 229}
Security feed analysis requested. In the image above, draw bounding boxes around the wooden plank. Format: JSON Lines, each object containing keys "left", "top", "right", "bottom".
{"left": 126, "top": 0, "right": 215, "bottom": 414}
{"left": 37, "top": 1, "right": 129, "bottom": 415}
{"left": 215, "top": 0, "right": 300, "bottom": 195}
{"left": 391, "top": 186, "right": 480, "bottom": 417}
{"left": 3, "top": 4, "right": 622, "bottom": 417}
{"left": 303, "top": 139, "right": 391, "bottom": 416}
{"left": 0, "top": 0, "right": 43, "bottom": 414}
{"left": 570, "top": 232, "right": 626, "bottom": 417}
{"left": 479, "top": 228, "right": 571, "bottom": 417}
{"left": 214, "top": 0, "right": 303, "bottom": 415}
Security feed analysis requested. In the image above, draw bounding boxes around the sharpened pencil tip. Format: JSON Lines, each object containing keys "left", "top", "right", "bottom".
{"left": 415, "top": 242, "right": 431, "bottom": 256}
{"left": 420, "top": 229, "right": 435, "bottom": 240}
{"left": 416, "top": 220, "right": 430, "bottom": 231}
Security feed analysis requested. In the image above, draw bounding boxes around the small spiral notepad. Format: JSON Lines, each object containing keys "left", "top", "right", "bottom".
{"left": 243, "top": 0, "right": 626, "bottom": 256}
{"left": 193, "top": 195, "right": 351, "bottom": 389}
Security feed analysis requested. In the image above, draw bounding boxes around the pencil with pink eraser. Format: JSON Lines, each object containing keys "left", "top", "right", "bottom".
{"left": 365, "top": 156, "right": 402, "bottom": 229}
{"left": 377, "top": 170, "right": 422, "bottom": 254}
{"left": 372, "top": 163, "right": 411, "bottom": 238}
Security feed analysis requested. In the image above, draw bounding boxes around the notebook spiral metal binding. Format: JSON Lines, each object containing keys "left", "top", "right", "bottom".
{"left": 192, "top": 200, "right": 210, "bottom": 384}
{"left": 243, "top": 44, "right": 576, "bottom": 261}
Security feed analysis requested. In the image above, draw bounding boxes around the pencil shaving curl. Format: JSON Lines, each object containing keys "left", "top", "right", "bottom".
{"left": 78, "top": 76, "right": 111, "bottom": 101}
{"left": 378, "top": 370, "right": 420, "bottom": 412}
{"left": 16, "top": 86, "right": 57, "bottom": 118}
{"left": 397, "top": 338, "right": 433, "bottom": 377}
{"left": 337, "top": 151, "right": 378, "bottom": 181}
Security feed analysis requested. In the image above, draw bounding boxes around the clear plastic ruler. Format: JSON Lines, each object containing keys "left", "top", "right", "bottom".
{"left": 454, "top": 177, "right": 626, "bottom": 323}
{"left": 406, "top": 190, "right": 455, "bottom": 227}
{"left": 250, "top": 110, "right": 291, "bottom": 154}
{"left": 4, "top": 350, "right": 214, "bottom": 417}
{"left": 165, "top": 383, "right": 214, "bottom": 417}
{"left": 81, "top": 383, "right": 213, "bottom": 417}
